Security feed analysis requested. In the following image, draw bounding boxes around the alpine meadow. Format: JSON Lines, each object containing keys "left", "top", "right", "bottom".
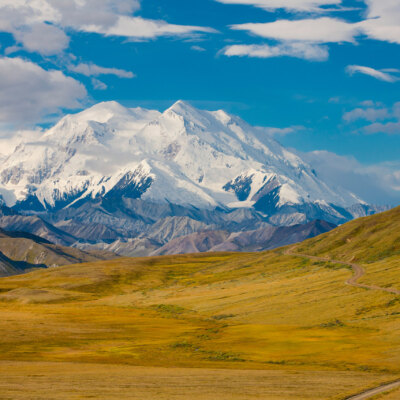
{"left": 0, "top": 0, "right": 399, "bottom": 399}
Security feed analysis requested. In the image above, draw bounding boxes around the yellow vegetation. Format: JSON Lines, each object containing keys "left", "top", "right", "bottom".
{"left": 0, "top": 206, "right": 399, "bottom": 399}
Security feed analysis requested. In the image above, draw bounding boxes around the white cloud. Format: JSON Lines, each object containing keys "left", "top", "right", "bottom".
{"left": 69, "top": 63, "right": 135, "bottom": 78}
{"left": 231, "top": 18, "right": 360, "bottom": 43}
{"left": 359, "top": 0, "right": 400, "bottom": 45}
{"left": 343, "top": 101, "right": 400, "bottom": 135}
{"left": 363, "top": 122, "right": 400, "bottom": 135}
{"left": 382, "top": 68, "right": 400, "bottom": 73}
{"left": 224, "top": 17, "right": 360, "bottom": 61}
{"left": 0, "top": 0, "right": 215, "bottom": 55}
{"left": 91, "top": 78, "right": 108, "bottom": 90}
{"left": 343, "top": 107, "right": 390, "bottom": 123}
{"left": 88, "top": 16, "right": 216, "bottom": 39}
{"left": 221, "top": 0, "right": 400, "bottom": 61}
{"left": 48, "top": 0, "right": 141, "bottom": 29}
{"left": 0, "top": 2, "right": 67, "bottom": 55}
{"left": 346, "top": 65, "right": 400, "bottom": 82}
{"left": 223, "top": 42, "right": 328, "bottom": 61}
{"left": 0, "top": 57, "right": 86, "bottom": 124}
{"left": 13, "top": 23, "right": 70, "bottom": 55}
{"left": 300, "top": 150, "right": 400, "bottom": 205}
{"left": 257, "top": 125, "right": 305, "bottom": 136}
{"left": 0, "top": 128, "right": 41, "bottom": 157}
{"left": 215, "top": 0, "right": 342, "bottom": 12}
{"left": 393, "top": 102, "right": 400, "bottom": 119}
{"left": 359, "top": 100, "right": 383, "bottom": 107}
{"left": 191, "top": 45, "right": 206, "bottom": 52}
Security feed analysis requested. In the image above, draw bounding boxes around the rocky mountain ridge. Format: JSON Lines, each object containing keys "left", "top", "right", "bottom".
{"left": 0, "top": 101, "right": 389, "bottom": 260}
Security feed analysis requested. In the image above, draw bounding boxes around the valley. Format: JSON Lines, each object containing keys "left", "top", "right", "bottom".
{"left": 0, "top": 206, "right": 399, "bottom": 399}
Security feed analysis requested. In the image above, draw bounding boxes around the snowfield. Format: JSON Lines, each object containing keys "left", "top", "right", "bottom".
{"left": 0, "top": 100, "right": 364, "bottom": 219}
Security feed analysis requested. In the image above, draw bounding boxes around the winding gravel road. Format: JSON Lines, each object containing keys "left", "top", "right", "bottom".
{"left": 344, "top": 379, "right": 400, "bottom": 399}
{"left": 285, "top": 248, "right": 400, "bottom": 399}
{"left": 285, "top": 249, "right": 400, "bottom": 295}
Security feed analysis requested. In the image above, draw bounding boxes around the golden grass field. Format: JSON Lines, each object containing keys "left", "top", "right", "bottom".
{"left": 0, "top": 206, "right": 399, "bottom": 399}
{"left": 375, "top": 387, "right": 400, "bottom": 400}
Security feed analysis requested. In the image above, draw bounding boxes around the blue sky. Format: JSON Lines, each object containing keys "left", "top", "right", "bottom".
{"left": 0, "top": 0, "right": 399, "bottom": 203}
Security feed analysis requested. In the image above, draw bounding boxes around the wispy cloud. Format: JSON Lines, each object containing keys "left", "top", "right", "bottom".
{"left": 223, "top": 42, "right": 328, "bottom": 61}
{"left": 346, "top": 65, "right": 400, "bottom": 82}
{"left": 88, "top": 16, "right": 216, "bottom": 39}
{"left": 69, "top": 63, "right": 135, "bottom": 79}
{"left": 257, "top": 125, "right": 306, "bottom": 136}
{"left": 91, "top": 78, "right": 108, "bottom": 90}
{"left": 215, "top": 0, "right": 342, "bottom": 13}
{"left": 191, "top": 45, "right": 206, "bottom": 52}
{"left": 220, "top": 0, "right": 400, "bottom": 61}
{"left": 300, "top": 150, "right": 400, "bottom": 205}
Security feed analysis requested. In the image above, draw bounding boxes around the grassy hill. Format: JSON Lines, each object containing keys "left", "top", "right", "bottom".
{"left": 0, "top": 206, "right": 399, "bottom": 399}
{"left": 296, "top": 205, "right": 400, "bottom": 263}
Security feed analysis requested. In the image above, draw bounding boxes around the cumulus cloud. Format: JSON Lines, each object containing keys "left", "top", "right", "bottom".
{"left": 12, "top": 23, "right": 70, "bottom": 56}
{"left": 90, "top": 16, "right": 216, "bottom": 39}
{"left": 343, "top": 101, "right": 400, "bottom": 135}
{"left": 0, "top": 57, "right": 86, "bottom": 124}
{"left": 346, "top": 65, "right": 400, "bottom": 82}
{"left": 257, "top": 125, "right": 305, "bottom": 136}
{"left": 69, "top": 63, "right": 135, "bottom": 78}
{"left": 223, "top": 42, "right": 329, "bottom": 61}
{"left": 359, "top": 0, "right": 400, "bottom": 45}
{"left": 343, "top": 107, "right": 390, "bottom": 123}
{"left": 221, "top": 0, "right": 400, "bottom": 61}
{"left": 300, "top": 150, "right": 400, "bottom": 205}
{"left": 215, "top": 0, "right": 342, "bottom": 12}
{"left": 224, "top": 17, "right": 360, "bottom": 61}
{"left": 231, "top": 18, "right": 360, "bottom": 43}
{"left": 0, "top": 0, "right": 214, "bottom": 55}
{"left": 363, "top": 122, "right": 400, "bottom": 135}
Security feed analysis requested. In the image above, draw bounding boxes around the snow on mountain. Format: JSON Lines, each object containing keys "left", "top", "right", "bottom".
{"left": 0, "top": 100, "right": 364, "bottom": 223}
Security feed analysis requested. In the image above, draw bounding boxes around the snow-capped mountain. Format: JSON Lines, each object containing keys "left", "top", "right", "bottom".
{"left": 0, "top": 100, "right": 370, "bottom": 226}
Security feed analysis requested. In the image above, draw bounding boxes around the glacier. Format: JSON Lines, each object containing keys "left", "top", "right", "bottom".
{"left": 0, "top": 100, "right": 367, "bottom": 224}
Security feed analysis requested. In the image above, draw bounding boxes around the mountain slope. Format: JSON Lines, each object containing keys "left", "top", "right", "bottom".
{"left": 0, "top": 251, "right": 21, "bottom": 276}
{"left": 0, "top": 101, "right": 370, "bottom": 226}
{"left": 153, "top": 219, "right": 336, "bottom": 255}
{"left": 0, "top": 228, "right": 115, "bottom": 276}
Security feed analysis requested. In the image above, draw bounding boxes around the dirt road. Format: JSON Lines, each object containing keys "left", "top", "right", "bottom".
{"left": 285, "top": 248, "right": 400, "bottom": 399}
{"left": 285, "top": 249, "right": 400, "bottom": 295}
{"left": 344, "top": 379, "right": 400, "bottom": 399}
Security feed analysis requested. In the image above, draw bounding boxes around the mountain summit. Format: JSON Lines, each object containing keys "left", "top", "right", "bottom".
{"left": 0, "top": 101, "right": 373, "bottom": 226}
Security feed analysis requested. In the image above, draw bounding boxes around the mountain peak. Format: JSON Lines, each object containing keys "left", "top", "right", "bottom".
{"left": 73, "top": 101, "right": 130, "bottom": 123}
{"left": 163, "top": 100, "right": 211, "bottom": 132}
{"left": 0, "top": 100, "right": 368, "bottom": 223}
{"left": 165, "top": 100, "right": 199, "bottom": 116}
